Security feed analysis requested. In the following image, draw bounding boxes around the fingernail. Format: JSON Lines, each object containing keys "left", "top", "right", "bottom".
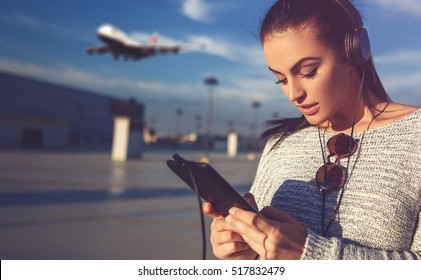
{"left": 225, "top": 215, "right": 232, "bottom": 223}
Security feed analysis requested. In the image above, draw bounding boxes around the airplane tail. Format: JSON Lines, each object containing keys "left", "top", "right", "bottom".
{"left": 148, "top": 34, "right": 159, "bottom": 45}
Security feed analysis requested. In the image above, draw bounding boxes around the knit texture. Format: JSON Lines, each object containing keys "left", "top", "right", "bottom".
{"left": 250, "top": 108, "right": 421, "bottom": 259}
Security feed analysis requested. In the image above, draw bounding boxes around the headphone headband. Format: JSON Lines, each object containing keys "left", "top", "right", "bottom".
{"left": 333, "top": 0, "right": 371, "bottom": 65}
{"left": 334, "top": 0, "right": 363, "bottom": 29}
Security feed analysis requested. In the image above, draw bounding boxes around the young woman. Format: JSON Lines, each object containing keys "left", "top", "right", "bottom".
{"left": 203, "top": 0, "right": 420, "bottom": 260}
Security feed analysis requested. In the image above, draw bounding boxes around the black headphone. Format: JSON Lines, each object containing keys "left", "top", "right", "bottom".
{"left": 334, "top": 0, "right": 371, "bottom": 65}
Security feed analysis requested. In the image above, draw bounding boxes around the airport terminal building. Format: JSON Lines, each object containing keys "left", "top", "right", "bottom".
{"left": 0, "top": 71, "right": 144, "bottom": 151}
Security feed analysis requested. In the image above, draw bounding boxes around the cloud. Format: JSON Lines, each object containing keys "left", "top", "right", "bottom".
{"left": 0, "top": 57, "right": 275, "bottom": 104}
{"left": 375, "top": 50, "right": 421, "bottom": 65}
{"left": 129, "top": 30, "right": 265, "bottom": 65}
{"left": 373, "top": 49, "right": 421, "bottom": 104}
{"left": 0, "top": 13, "right": 91, "bottom": 42}
{"left": 187, "top": 35, "right": 265, "bottom": 65}
{"left": 377, "top": 67, "right": 421, "bottom": 105}
{"left": 180, "top": 0, "right": 215, "bottom": 23}
{"left": 179, "top": 0, "right": 241, "bottom": 23}
{"left": 0, "top": 58, "right": 117, "bottom": 92}
{"left": 1, "top": 13, "right": 60, "bottom": 31}
{"left": 0, "top": 39, "right": 28, "bottom": 54}
{"left": 0, "top": 58, "right": 188, "bottom": 97}
{"left": 0, "top": 13, "right": 41, "bottom": 26}
{"left": 370, "top": 0, "right": 421, "bottom": 16}
{"left": 381, "top": 71, "right": 421, "bottom": 93}
{"left": 0, "top": 58, "right": 254, "bottom": 101}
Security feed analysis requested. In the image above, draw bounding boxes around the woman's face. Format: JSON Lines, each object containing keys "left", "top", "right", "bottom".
{"left": 263, "top": 26, "right": 358, "bottom": 126}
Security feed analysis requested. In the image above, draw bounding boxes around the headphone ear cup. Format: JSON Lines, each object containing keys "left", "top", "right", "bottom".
{"left": 354, "top": 28, "right": 371, "bottom": 64}
{"left": 344, "top": 32, "right": 354, "bottom": 64}
{"left": 345, "top": 28, "right": 371, "bottom": 65}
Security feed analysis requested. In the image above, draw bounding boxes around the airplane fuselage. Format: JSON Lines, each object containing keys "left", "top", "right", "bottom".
{"left": 85, "top": 24, "right": 181, "bottom": 61}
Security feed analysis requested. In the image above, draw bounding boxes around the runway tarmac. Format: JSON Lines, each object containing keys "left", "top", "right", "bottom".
{"left": 0, "top": 150, "right": 259, "bottom": 260}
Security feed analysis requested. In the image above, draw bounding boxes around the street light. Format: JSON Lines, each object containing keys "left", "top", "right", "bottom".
{"left": 202, "top": 77, "right": 219, "bottom": 162}
{"left": 195, "top": 113, "right": 202, "bottom": 132}
{"left": 252, "top": 101, "right": 261, "bottom": 150}
{"left": 248, "top": 101, "right": 261, "bottom": 160}
{"left": 175, "top": 108, "right": 183, "bottom": 142}
{"left": 228, "top": 120, "right": 235, "bottom": 130}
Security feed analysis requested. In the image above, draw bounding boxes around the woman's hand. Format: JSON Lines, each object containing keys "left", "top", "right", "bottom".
{"left": 225, "top": 204, "right": 307, "bottom": 260}
{"left": 202, "top": 193, "right": 259, "bottom": 260}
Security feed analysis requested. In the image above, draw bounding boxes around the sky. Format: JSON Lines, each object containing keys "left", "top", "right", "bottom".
{"left": 1, "top": 0, "right": 420, "bottom": 136}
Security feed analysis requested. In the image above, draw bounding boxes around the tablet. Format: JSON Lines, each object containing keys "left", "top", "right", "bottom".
{"left": 166, "top": 154, "right": 257, "bottom": 216}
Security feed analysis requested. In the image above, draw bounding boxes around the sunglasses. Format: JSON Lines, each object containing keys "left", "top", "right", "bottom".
{"left": 316, "top": 133, "right": 359, "bottom": 194}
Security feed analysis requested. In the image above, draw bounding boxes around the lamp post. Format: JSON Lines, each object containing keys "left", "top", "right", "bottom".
{"left": 248, "top": 101, "right": 261, "bottom": 160}
{"left": 202, "top": 77, "right": 218, "bottom": 162}
{"left": 150, "top": 116, "right": 157, "bottom": 130}
{"left": 175, "top": 108, "right": 183, "bottom": 143}
{"left": 252, "top": 101, "right": 261, "bottom": 151}
{"left": 228, "top": 120, "right": 235, "bottom": 131}
{"left": 75, "top": 105, "right": 84, "bottom": 145}
{"left": 195, "top": 114, "right": 202, "bottom": 133}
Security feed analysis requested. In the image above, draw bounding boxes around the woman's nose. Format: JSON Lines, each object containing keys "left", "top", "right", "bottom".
{"left": 286, "top": 80, "right": 306, "bottom": 103}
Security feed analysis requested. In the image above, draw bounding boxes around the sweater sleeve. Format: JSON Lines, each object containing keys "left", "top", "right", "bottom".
{"left": 301, "top": 210, "right": 421, "bottom": 260}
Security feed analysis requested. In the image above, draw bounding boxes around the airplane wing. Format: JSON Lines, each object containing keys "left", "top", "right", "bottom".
{"left": 153, "top": 46, "right": 181, "bottom": 55}
{"left": 85, "top": 45, "right": 111, "bottom": 54}
{"left": 120, "top": 44, "right": 197, "bottom": 60}
{"left": 155, "top": 42, "right": 206, "bottom": 54}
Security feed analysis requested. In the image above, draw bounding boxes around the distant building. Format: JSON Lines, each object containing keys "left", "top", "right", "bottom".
{"left": 0, "top": 71, "right": 144, "bottom": 151}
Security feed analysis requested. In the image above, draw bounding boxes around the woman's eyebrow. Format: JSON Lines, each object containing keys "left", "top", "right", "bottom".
{"left": 268, "top": 57, "right": 321, "bottom": 75}
{"left": 268, "top": 66, "right": 284, "bottom": 75}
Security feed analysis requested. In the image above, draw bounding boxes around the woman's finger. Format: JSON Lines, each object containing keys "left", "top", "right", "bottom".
{"left": 260, "top": 206, "right": 296, "bottom": 223}
{"left": 226, "top": 206, "right": 307, "bottom": 259}
{"left": 243, "top": 192, "right": 258, "bottom": 211}
{"left": 225, "top": 208, "right": 269, "bottom": 246}
{"left": 214, "top": 241, "right": 251, "bottom": 259}
{"left": 202, "top": 202, "right": 222, "bottom": 218}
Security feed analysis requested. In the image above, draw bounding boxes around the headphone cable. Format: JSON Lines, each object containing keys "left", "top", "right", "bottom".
{"left": 184, "top": 162, "right": 207, "bottom": 260}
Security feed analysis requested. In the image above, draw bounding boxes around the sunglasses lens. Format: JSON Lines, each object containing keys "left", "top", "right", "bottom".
{"left": 316, "top": 163, "right": 345, "bottom": 193}
{"left": 326, "top": 133, "right": 358, "bottom": 157}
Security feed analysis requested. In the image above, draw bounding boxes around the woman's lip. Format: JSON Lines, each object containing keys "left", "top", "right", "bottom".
{"left": 298, "top": 103, "right": 319, "bottom": 115}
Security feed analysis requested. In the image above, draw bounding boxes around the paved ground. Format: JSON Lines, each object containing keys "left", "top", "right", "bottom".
{"left": 0, "top": 149, "right": 260, "bottom": 260}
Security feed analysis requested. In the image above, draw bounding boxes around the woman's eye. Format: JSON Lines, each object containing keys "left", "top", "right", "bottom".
{"left": 274, "top": 78, "right": 287, "bottom": 85}
{"left": 300, "top": 68, "right": 318, "bottom": 79}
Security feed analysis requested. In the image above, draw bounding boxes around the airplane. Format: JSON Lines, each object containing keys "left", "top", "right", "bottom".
{"left": 85, "top": 24, "right": 202, "bottom": 61}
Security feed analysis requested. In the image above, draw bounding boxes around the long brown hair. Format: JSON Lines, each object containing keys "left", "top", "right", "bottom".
{"left": 260, "top": 0, "right": 391, "bottom": 141}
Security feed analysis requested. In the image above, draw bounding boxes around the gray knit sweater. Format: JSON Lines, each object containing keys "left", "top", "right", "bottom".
{"left": 250, "top": 108, "right": 421, "bottom": 259}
